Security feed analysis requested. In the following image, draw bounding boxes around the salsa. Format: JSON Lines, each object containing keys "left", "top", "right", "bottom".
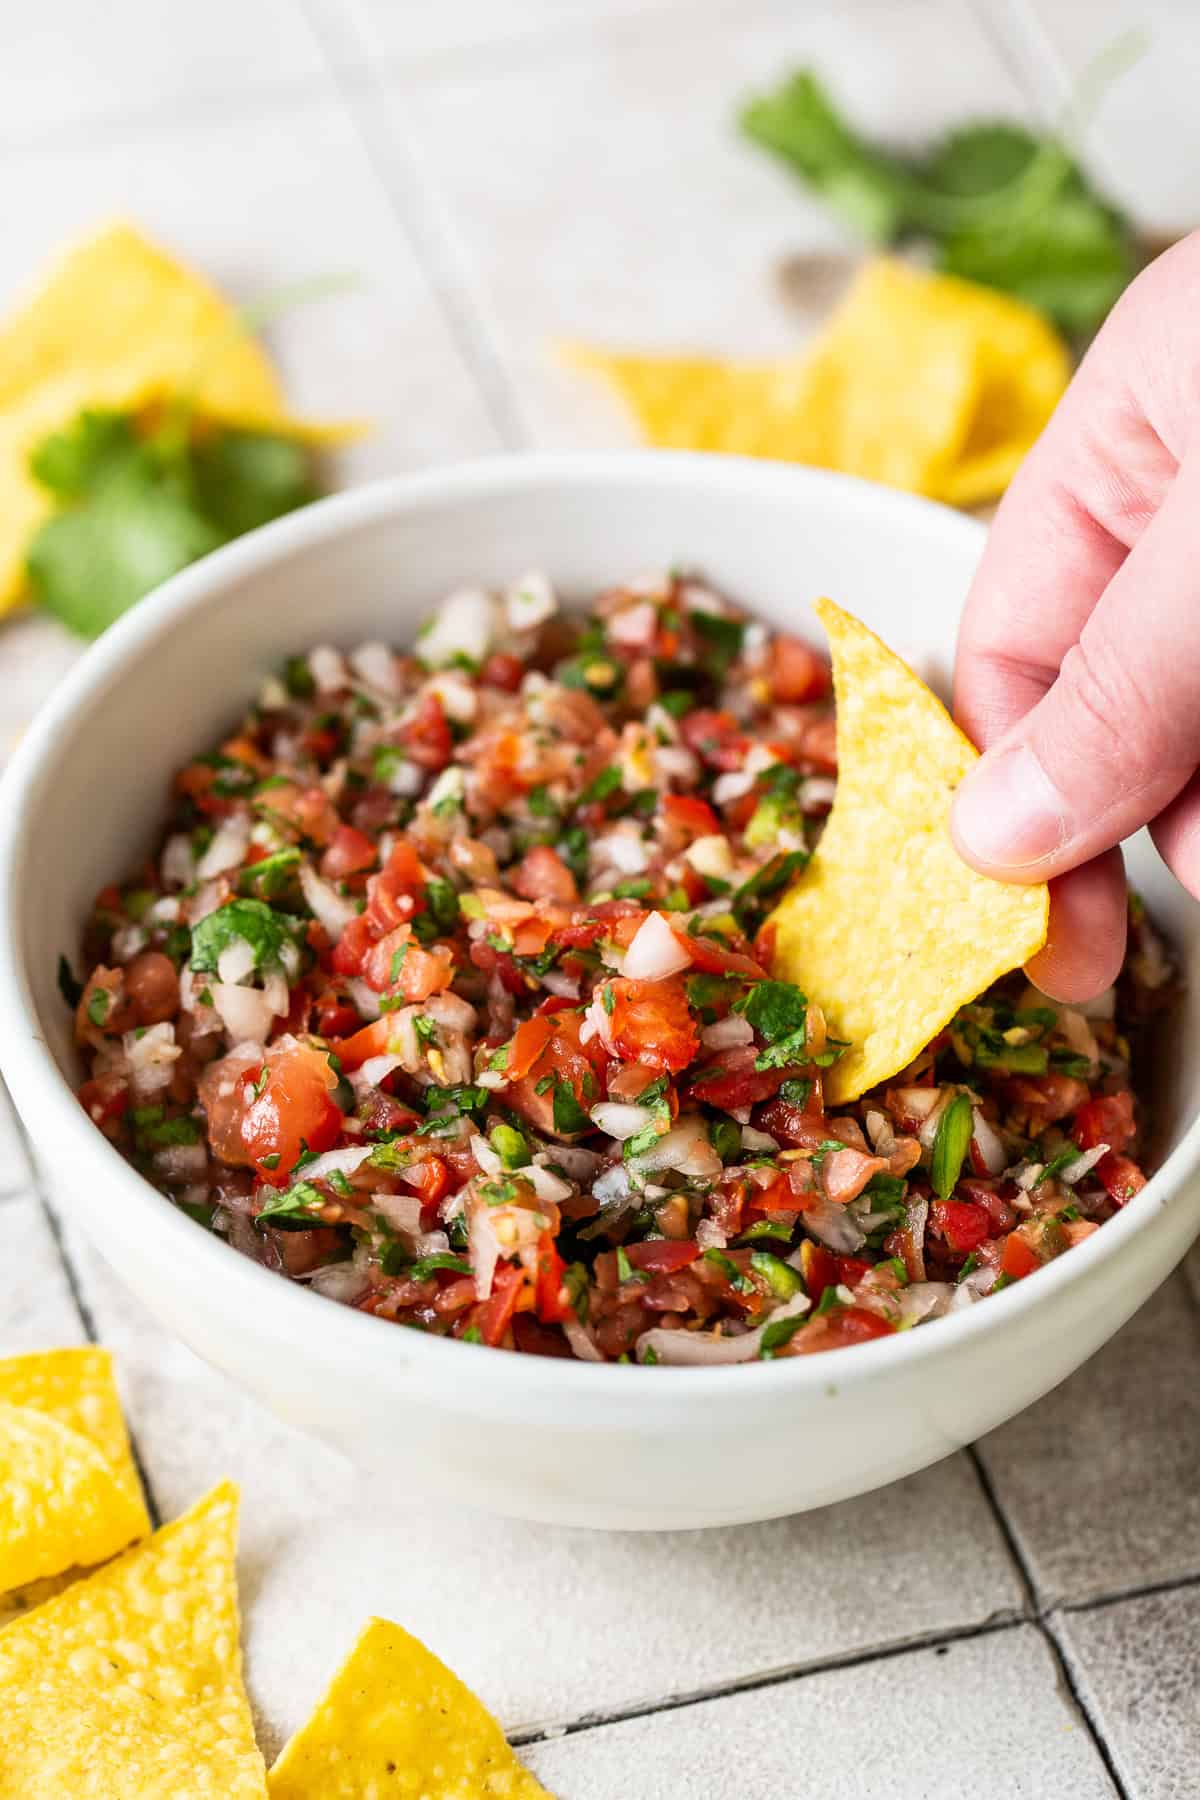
{"left": 64, "top": 572, "right": 1172, "bottom": 1364}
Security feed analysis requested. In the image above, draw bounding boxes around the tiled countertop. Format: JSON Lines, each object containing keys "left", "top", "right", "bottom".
{"left": 2, "top": 4, "right": 1198, "bottom": 1794}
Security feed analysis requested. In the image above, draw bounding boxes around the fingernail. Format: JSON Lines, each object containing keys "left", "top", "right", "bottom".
{"left": 953, "top": 745, "right": 1069, "bottom": 871}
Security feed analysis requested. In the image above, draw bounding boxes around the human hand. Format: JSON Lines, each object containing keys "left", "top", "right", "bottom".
{"left": 950, "top": 232, "right": 1200, "bottom": 1002}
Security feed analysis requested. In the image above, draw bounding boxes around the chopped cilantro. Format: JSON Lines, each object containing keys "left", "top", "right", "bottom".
{"left": 553, "top": 1082, "right": 592, "bottom": 1136}
{"left": 189, "top": 897, "right": 299, "bottom": 978}
{"left": 255, "top": 1180, "right": 329, "bottom": 1230}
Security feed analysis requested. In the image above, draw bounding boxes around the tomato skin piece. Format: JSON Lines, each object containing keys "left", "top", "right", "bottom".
{"left": 661, "top": 793, "right": 720, "bottom": 840}
{"left": 1096, "top": 1151, "right": 1147, "bottom": 1204}
{"left": 401, "top": 693, "right": 453, "bottom": 770}
{"left": 329, "top": 1017, "right": 392, "bottom": 1072}
{"left": 608, "top": 975, "right": 699, "bottom": 1075}
{"left": 1074, "top": 1090, "right": 1137, "bottom": 1154}
{"left": 239, "top": 1044, "right": 342, "bottom": 1180}
{"left": 680, "top": 709, "right": 748, "bottom": 771}
{"left": 321, "top": 823, "right": 377, "bottom": 881}
{"left": 507, "top": 1015, "right": 556, "bottom": 1082}
{"left": 799, "top": 1240, "right": 837, "bottom": 1303}
{"left": 506, "top": 1011, "right": 604, "bottom": 1138}
{"left": 930, "top": 1199, "right": 992, "bottom": 1255}
{"left": 624, "top": 1239, "right": 700, "bottom": 1275}
{"left": 512, "top": 845, "right": 578, "bottom": 905}
{"left": 1001, "top": 1231, "right": 1041, "bottom": 1280}
{"left": 823, "top": 1306, "right": 894, "bottom": 1347}
{"left": 771, "top": 636, "right": 832, "bottom": 704}
{"left": 331, "top": 913, "right": 374, "bottom": 979}
{"left": 481, "top": 1262, "right": 529, "bottom": 1346}
{"left": 669, "top": 926, "right": 766, "bottom": 979}
{"left": 835, "top": 1255, "right": 873, "bottom": 1289}
{"left": 686, "top": 1045, "right": 785, "bottom": 1110}
{"left": 482, "top": 651, "right": 525, "bottom": 692}
{"left": 361, "top": 925, "right": 454, "bottom": 1000}
{"left": 365, "top": 842, "right": 426, "bottom": 935}
{"left": 534, "top": 1230, "right": 574, "bottom": 1323}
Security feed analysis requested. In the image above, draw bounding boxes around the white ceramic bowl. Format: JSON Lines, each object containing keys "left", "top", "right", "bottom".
{"left": 3, "top": 453, "right": 1199, "bottom": 1531}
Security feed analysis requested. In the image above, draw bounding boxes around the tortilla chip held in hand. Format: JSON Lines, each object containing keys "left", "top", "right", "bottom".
{"left": 0, "top": 1481, "right": 266, "bottom": 1798}
{"left": 0, "top": 1347, "right": 149, "bottom": 1597}
{"left": 269, "top": 1617, "right": 552, "bottom": 1799}
{"left": 567, "top": 258, "right": 1069, "bottom": 508}
{"left": 769, "top": 598, "right": 1048, "bottom": 1104}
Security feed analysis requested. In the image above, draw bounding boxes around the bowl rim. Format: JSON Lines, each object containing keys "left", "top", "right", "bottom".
{"left": 2, "top": 448, "right": 1197, "bottom": 1405}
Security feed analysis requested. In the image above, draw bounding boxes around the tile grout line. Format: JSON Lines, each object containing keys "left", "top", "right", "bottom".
{"left": 508, "top": 1612, "right": 1027, "bottom": 1748}
{"left": 966, "top": 1445, "right": 1129, "bottom": 1799}
{"left": 10, "top": 1111, "right": 163, "bottom": 1530}
{"left": 295, "top": 0, "right": 533, "bottom": 455}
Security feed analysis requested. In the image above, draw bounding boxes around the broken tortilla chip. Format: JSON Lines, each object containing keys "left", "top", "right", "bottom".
{"left": 0, "top": 1348, "right": 149, "bottom": 1594}
{"left": 565, "top": 257, "right": 1069, "bottom": 509}
{"left": 0, "top": 1481, "right": 267, "bottom": 1799}
{"left": 768, "top": 598, "right": 1048, "bottom": 1103}
{"left": 268, "top": 1617, "right": 552, "bottom": 1799}
{"left": 0, "top": 220, "right": 363, "bottom": 613}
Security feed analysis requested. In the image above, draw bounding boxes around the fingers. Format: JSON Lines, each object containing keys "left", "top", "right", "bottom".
{"left": 1150, "top": 769, "right": 1200, "bottom": 901}
{"left": 952, "top": 445, "right": 1200, "bottom": 882}
{"left": 1024, "top": 852, "right": 1128, "bottom": 1003}
{"left": 954, "top": 235, "right": 1196, "bottom": 754}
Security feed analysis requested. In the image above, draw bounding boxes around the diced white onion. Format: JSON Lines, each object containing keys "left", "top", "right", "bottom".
{"left": 592, "top": 1163, "right": 632, "bottom": 1205}
{"left": 299, "top": 863, "right": 359, "bottom": 941}
{"left": 637, "top": 1292, "right": 810, "bottom": 1366}
{"left": 154, "top": 1142, "right": 208, "bottom": 1180}
{"left": 470, "top": 1135, "right": 503, "bottom": 1177}
{"left": 592, "top": 827, "right": 650, "bottom": 877}
{"left": 211, "top": 983, "right": 276, "bottom": 1043}
{"left": 971, "top": 1109, "right": 1008, "bottom": 1176}
{"left": 217, "top": 938, "right": 256, "bottom": 985}
{"left": 468, "top": 1193, "right": 503, "bottom": 1300}
{"left": 347, "top": 977, "right": 383, "bottom": 1021}
{"left": 307, "top": 1263, "right": 372, "bottom": 1305}
{"left": 300, "top": 1145, "right": 374, "bottom": 1185}
{"left": 701, "top": 1015, "right": 754, "bottom": 1050}
{"left": 350, "top": 641, "right": 401, "bottom": 697}
{"left": 162, "top": 833, "right": 196, "bottom": 888}
{"left": 590, "top": 1102, "right": 655, "bottom": 1142}
{"left": 917, "top": 1090, "right": 953, "bottom": 1150}
{"left": 425, "top": 672, "right": 478, "bottom": 723}
{"left": 505, "top": 570, "right": 557, "bottom": 633}
{"left": 541, "top": 968, "right": 581, "bottom": 1000}
{"left": 802, "top": 1192, "right": 867, "bottom": 1253}
{"left": 684, "top": 835, "right": 733, "bottom": 880}
{"left": 740, "top": 1126, "right": 778, "bottom": 1152}
{"left": 605, "top": 600, "right": 657, "bottom": 645}
{"left": 622, "top": 911, "right": 692, "bottom": 981}
{"left": 197, "top": 815, "right": 250, "bottom": 881}
{"left": 525, "top": 1164, "right": 573, "bottom": 1203}
{"left": 864, "top": 1108, "right": 896, "bottom": 1156}
{"left": 711, "top": 769, "right": 755, "bottom": 805}
{"left": 309, "top": 645, "right": 349, "bottom": 694}
{"left": 628, "top": 1112, "right": 721, "bottom": 1180}
{"left": 418, "top": 587, "right": 495, "bottom": 668}
{"left": 802, "top": 777, "right": 838, "bottom": 810}
{"left": 1060, "top": 1143, "right": 1110, "bottom": 1185}
{"left": 893, "top": 1282, "right": 955, "bottom": 1327}
{"left": 371, "top": 1191, "right": 426, "bottom": 1235}
{"left": 112, "top": 923, "right": 149, "bottom": 964}
{"left": 563, "top": 1319, "right": 605, "bottom": 1362}
{"left": 696, "top": 1219, "right": 728, "bottom": 1251}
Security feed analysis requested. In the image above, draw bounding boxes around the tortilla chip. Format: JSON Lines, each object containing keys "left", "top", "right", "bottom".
{"left": 566, "top": 257, "right": 1069, "bottom": 507}
{"left": 0, "top": 220, "right": 363, "bottom": 612}
{"left": 268, "top": 1617, "right": 552, "bottom": 1799}
{"left": 0, "top": 1348, "right": 149, "bottom": 1595}
{"left": 0, "top": 1482, "right": 267, "bottom": 1799}
{"left": 769, "top": 598, "right": 1048, "bottom": 1103}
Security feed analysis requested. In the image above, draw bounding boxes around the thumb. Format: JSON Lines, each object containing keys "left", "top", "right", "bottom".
{"left": 952, "top": 452, "right": 1200, "bottom": 882}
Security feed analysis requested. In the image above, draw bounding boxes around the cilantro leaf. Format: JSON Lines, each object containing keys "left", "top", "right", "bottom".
{"left": 553, "top": 1082, "right": 592, "bottom": 1136}
{"left": 740, "top": 69, "right": 910, "bottom": 241}
{"left": 189, "top": 430, "right": 318, "bottom": 539}
{"left": 189, "top": 898, "right": 299, "bottom": 977}
{"left": 737, "top": 980, "right": 808, "bottom": 1045}
{"left": 28, "top": 410, "right": 141, "bottom": 499}
{"left": 256, "top": 1180, "right": 329, "bottom": 1230}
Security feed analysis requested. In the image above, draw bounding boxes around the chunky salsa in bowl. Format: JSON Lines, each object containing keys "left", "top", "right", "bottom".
{"left": 64, "top": 571, "right": 1171, "bottom": 1365}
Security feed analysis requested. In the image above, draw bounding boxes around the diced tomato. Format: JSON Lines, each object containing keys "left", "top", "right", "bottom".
{"left": 365, "top": 841, "right": 426, "bottom": 935}
{"left": 331, "top": 1017, "right": 393, "bottom": 1072}
{"left": 482, "top": 651, "right": 525, "bottom": 692}
{"left": 624, "top": 1239, "right": 700, "bottom": 1275}
{"left": 1008, "top": 1073, "right": 1090, "bottom": 1124}
{"left": 534, "top": 1230, "right": 574, "bottom": 1323}
{"left": 796, "top": 714, "right": 837, "bottom": 772}
{"left": 263, "top": 783, "right": 340, "bottom": 845}
{"left": 1074, "top": 1090, "right": 1137, "bottom": 1154}
{"left": 330, "top": 912, "right": 374, "bottom": 979}
{"left": 680, "top": 709, "right": 748, "bottom": 771}
{"left": 1096, "top": 1151, "right": 1147, "bottom": 1204}
{"left": 480, "top": 1262, "right": 529, "bottom": 1346}
{"left": 756, "top": 1100, "right": 830, "bottom": 1148}
{"left": 505, "top": 1010, "right": 603, "bottom": 1138}
{"left": 239, "top": 1042, "right": 342, "bottom": 1180}
{"left": 686, "top": 1044, "right": 784, "bottom": 1110}
{"left": 512, "top": 845, "right": 578, "bottom": 905}
{"left": 361, "top": 925, "right": 454, "bottom": 1000}
{"left": 403, "top": 1156, "right": 450, "bottom": 1207}
{"left": 799, "top": 1240, "right": 837, "bottom": 1303}
{"left": 669, "top": 926, "right": 765, "bottom": 979}
{"left": 771, "top": 636, "right": 831, "bottom": 704}
{"left": 401, "top": 693, "right": 452, "bottom": 770}
{"left": 834, "top": 1255, "right": 873, "bottom": 1289}
{"left": 607, "top": 975, "right": 698, "bottom": 1075}
{"left": 661, "top": 793, "right": 720, "bottom": 840}
{"left": 930, "top": 1199, "right": 991, "bottom": 1255}
{"left": 313, "top": 991, "right": 362, "bottom": 1039}
{"left": 78, "top": 1075, "right": 130, "bottom": 1128}
{"left": 822, "top": 1306, "right": 895, "bottom": 1347}
{"left": 1000, "top": 1230, "right": 1041, "bottom": 1280}
{"left": 320, "top": 823, "right": 377, "bottom": 881}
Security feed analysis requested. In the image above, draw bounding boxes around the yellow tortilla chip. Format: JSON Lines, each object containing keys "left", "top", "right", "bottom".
{"left": 0, "top": 1404, "right": 141, "bottom": 1598}
{"left": 769, "top": 598, "right": 1048, "bottom": 1103}
{"left": 0, "top": 220, "right": 363, "bottom": 612}
{"left": 566, "top": 257, "right": 1069, "bottom": 508}
{"left": 268, "top": 1617, "right": 553, "bottom": 1799}
{"left": 0, "top": 1348, "right": 149, "bottom": 1594}
{"left": 0, "top": 1481, "right": 267, "bottom": 1799}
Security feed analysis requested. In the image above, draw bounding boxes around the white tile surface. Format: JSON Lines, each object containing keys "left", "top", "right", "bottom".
{"left": 62, "top": 1220, "right": 1023, "bottom": 1755}
{"left": 522, "top": 1626, "right": 1116, "bottom": 1799}
{"left": 0, "top": 1195, "right": 86, "bottom": 1350}
{"left": 0, "top": 1, "right": 329, "bottom": 146}
{"left": 0, "top": 1087, "right": 33, "bottom": 1199}
{"left": 977, "top": 1278, "right": 1200, "bottom": 1608}
{"left": 0, "top": 96, "right": 502, "bottom": 494}
{"left": 1059, "top": 1587, "right": 1200, "bottom": 1800}
{"left": 383, "top": 0, "right": 1029, "bottom": 447}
